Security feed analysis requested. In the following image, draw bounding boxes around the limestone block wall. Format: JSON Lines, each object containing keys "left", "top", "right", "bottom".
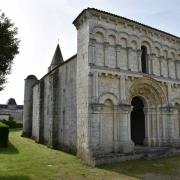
{"left": 88, "top": 71, "right": 134, "bottom": 154}
{"left": 88, "top": 69, "right": 180, "bottom": 152}
{"left": 56, "top": 57, "right": 77, "bottom": 151}
{"left": 87, "top": 12, "right": 180, "bottom": 80}
{"left": 72, "top": 9, "right": 180, "bottom": 161}
{"left": 86, "top": 10, "right": 180, "bottom": 149}
{"left": 75, "top": 19, "right": 92, "bottom": 162}
{"left": 31, "top": 56, "right": 77, "bottom": 152}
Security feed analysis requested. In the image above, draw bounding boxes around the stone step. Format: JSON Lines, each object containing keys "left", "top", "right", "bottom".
{"left": 94, "top": 147, "right": 180, "bottom": 165}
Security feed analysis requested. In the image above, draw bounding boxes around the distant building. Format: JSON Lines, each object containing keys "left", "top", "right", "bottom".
{"left": 0, "top": 98, "right": 23, "bottom": 121}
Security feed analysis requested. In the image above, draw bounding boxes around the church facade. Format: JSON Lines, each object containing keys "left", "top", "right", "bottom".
{"left": 23, "top": 8, "right": 180, "bottom": 165}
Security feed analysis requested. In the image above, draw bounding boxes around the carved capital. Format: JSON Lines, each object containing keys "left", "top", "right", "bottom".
{"left": 103, "top": 42, "right": 110, "bottom": 47}
{"left": 89, "top": 38, "right": 96, "bottom": 45}
{"left": 90, "top": 103, "right": 104, "bottom": 112}
{"left": 137, "top": 49, "right": 142, "bottom": 55}
{"left": 115, "top": 44, "right": 122, "bottom": 50}
{"left": 167, "top": 57, "right": 172, "bottom": 61}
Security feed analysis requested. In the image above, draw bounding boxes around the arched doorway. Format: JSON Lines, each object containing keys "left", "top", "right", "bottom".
{"left": 131, "top": 96, "right": 145, "bottom": 145}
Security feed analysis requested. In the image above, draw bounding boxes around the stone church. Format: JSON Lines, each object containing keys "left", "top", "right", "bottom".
{"left": 23, "top": 8, "right": 180, "bottom": 165}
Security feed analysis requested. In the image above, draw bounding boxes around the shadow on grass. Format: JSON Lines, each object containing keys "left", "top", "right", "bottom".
{"left": 97, "top": 159, "right": 154, "bottom": 179}
{"left": 98, "top": 163, "right": 131, "bottom": 177}
{"left": 0, "top": 176, "right": 30, "bottom": 180}
{"left": 0, "top": 141, "right": 19, "bottom": 154}
{"left": 98, "top": 158, "right": 180, "bottom": 180}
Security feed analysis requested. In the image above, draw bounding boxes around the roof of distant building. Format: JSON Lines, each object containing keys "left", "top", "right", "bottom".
{"left": 6, "top": 98, "right": 17, "bottom": 105}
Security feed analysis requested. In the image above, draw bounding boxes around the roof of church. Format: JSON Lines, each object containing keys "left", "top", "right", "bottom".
{"left": 73, "top": 8, "right": 180, "bottom": 40}
{"left": 51, "top": 44, "right": 64, "bottom": 67}
{"left": 33, "top": 54, "right": 77, "bottom": 87}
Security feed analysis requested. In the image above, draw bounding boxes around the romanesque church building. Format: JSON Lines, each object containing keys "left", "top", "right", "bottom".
{"left": 23, "top": 8, "right": 180, "bottom": 165}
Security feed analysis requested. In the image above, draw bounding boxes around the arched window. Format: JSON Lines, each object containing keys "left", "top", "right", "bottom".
{"left": 141, "top": 46, "right": 147, "bottom": 73}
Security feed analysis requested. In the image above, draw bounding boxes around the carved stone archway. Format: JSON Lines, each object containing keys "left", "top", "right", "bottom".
{"left": 127, "top": 77, "right": 167, "bottom": 106}
{"left": 127, "top": 77, "right": 168, "bottom": 146}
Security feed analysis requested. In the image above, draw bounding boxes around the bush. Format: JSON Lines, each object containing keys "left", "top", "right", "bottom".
{"left": 0, "top": 119, "right": 22, "bottom": 129}
{"left": 0, "top": 122, "right": 9, "bottom": 147}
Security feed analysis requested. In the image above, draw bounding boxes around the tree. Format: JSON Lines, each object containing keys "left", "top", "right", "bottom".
{"left": 0, "top": 10, "right": 20, "bottom": 91}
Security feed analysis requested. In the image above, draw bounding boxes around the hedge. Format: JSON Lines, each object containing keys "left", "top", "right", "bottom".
{"left": 0, "top": 120, "right": 22, "bottom": 129}
{"left": 0, "top": 122, "right": 9, "bottom": 147}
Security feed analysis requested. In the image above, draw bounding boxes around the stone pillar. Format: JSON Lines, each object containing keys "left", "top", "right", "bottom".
{"left": 160, "top": 107, "right": 168, "bottom": 145}
{"left": 167, "top": 107, "right": 174, "bottom": 144}
{"left": 147, "top": 54, "right": 151, "bottom": 74}
{"left": 119, "top": 75, "right": 126, "bottom": 103}
{"left": 151, "top": 107, "right": 157, "bottom": 146}
{"left": 149, "top": 54, "right": 155, "bottom": 74}
{"left": 118, "top": 104, "right": 134, "bottom": 153}
{"left": 167, "top": 82, "right": 172, "bottom": 103}
{"left": 92, "top": 71, "right": 99, "bottom": 102}
{"left": 137, "top": 49, "right": 142, "bottom": 72}
{"left": 144, "top": 108, "right": 151, "bottom": 146}
{"left": 150, "top": 54, "right": 155, "bottom": 75}
{"left": 168, "top": 106, "right": 179, "bottom": 146}
{"left": 88, "top": 38, "right": 96, "bottom": 65}
{"left": 159, "top": 56, "right": 163, "bottom": 76}
{"left": 127, "top": 47, "right": 131, "bottom": 70}
{"left": 113, "top": 105, "right": 120, "bottom": 152}
{"left": 116, "top": 45, "right": 121, "bottom": 68}
{"left": 167, "top": 58, "right": 170, "bottom": 78}
{"left": 156, "top": 107, "right": 161, "bottom": 146}
{"left": 22, "top": 75, "right": 38, "bottom": 137}
{"left": 104, "top": 42, "right": 109, "bottom": 67}
{"left": 160, "top": 106, "right": 177, "bottom": 146}
{"left": 175, "top": 60, "right": 178, "bottom": 79}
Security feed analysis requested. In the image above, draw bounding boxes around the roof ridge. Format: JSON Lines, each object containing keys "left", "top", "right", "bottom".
{"left": 73, "top": 7, "right": 180, "bottom": 40}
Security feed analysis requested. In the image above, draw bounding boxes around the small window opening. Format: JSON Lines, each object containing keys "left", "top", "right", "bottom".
{"left": 141, "top": 46, "right": 147, "bottom": 73}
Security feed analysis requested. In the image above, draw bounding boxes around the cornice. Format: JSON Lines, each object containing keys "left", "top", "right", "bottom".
{"left": 73, "top": 8, "right": 180, "bottom": 44}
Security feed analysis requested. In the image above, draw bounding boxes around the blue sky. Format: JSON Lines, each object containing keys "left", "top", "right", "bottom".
{"left": 0, "top": 0, "right": 180, "bottom": 104}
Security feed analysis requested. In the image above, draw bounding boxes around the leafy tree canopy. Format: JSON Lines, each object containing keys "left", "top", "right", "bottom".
{"left": 0, "top": 10, "right": 20, "bottom": 90}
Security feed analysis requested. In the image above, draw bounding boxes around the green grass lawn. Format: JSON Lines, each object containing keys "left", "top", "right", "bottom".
{"left": 0, "top": 130, "right": 136, "bottom": 180}
{"left": 1, "top": 130, "right": 180, "bottom": 180}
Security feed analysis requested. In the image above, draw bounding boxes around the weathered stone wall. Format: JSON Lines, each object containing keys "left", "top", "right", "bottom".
{"left": 31, "top": 56, "right": 77, "bottom": 152}
{"left": 28, "top": 8, "right": 180, "bottom": 165}
{"left": 88, "top": 13, "right": 180, "bottom": 78}
{"left": 23, "top": 75, "right": 38, "bottom": 137}
{"left": 32, "top": 83, "right": 40, "bottom": 141}
{"left": 76, "top": 19, "right": 93, "bottom": 163}
{"left": 0, "top": 109, "right": 23, "bottom": 121}
{"left": 43, "top": 76, "right": 50, "bottom": 143}
{"left": 83, "top": 9, "right": 180, "bottom": 157}
{"left": 56, "top": 59, "right": 77, "bottom": 151}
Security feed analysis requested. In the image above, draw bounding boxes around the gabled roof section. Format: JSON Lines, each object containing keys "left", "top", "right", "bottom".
{"left": 51, "top": 44, "right": 64, "bottom": 67}
{"left": 73, "top": 7, "right": 180, "bottom": 41}
{"left": 37, "top": 54, "right": 77, "bottom": 87}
